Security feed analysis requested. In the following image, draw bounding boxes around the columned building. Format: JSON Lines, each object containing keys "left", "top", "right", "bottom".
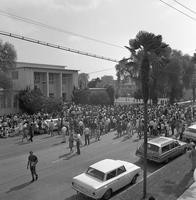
{"left": 0, "top": 62, "right": 78, "bottom": 115}
{"left": 12, "top": 62, "right": 78, "bottom": 101}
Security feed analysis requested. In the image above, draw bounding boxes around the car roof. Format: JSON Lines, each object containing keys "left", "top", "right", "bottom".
{"left": 148, "top": 137, "right": 175, "bottom": 147}
{"left": 90, "top": 159, "right": 123, "bottom": 173}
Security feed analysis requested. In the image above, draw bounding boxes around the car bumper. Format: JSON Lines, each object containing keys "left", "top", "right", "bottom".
{"left": 72, "top": 184, "right": 99, "bottom": 199}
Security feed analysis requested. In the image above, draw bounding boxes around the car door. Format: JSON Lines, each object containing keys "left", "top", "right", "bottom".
{"left": 105, "top": 170, "right": 119, "bottom": 192}
{"left": 115, "top": 166, "right": 129, "bottom": 189}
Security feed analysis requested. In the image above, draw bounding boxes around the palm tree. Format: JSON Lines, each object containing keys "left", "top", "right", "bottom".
{"left": 124, "top": 31, "right": 169, "bottom": 198}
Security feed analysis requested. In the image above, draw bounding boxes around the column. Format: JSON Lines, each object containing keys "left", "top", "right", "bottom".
{"left": 59, "top": 72, "right": 62, "bottom": 98}
{"left": 46, "top": 72, "right": 49, "bottom": 97}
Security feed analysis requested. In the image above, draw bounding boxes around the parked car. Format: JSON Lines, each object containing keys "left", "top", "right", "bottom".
{"left": 72, "top": 159, "right": 141, "bottom": 200}
{"left": 136, "top": 136, "right": 187, "bottom": 163}
{"left": 183, "top": 124, "right": 196, "bottom": 142}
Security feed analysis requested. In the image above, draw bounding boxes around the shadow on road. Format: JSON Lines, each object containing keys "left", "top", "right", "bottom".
{"left": 41, "top": 135, "right": 52, "bottom": 140}
{"left": 58, "top": 152, "right": 78, "bottom": 160}
{"left": 6, "top": 181, "right": 32, "bottom": 193}
{"left": 64, "top": 193, "right": 93, "bottom": 200}
{"left": 52, "top": 142, "right": 65, "bottom": 146}
{"left": 15, "top": 141, "right": 30, "bottom": 145}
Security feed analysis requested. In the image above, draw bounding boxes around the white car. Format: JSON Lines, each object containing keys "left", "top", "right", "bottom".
{"left": 72, "top": 159, "right": 141, "bottom": 200}
{"left": 183, "top": 124, "right": 196, "bottom": 142}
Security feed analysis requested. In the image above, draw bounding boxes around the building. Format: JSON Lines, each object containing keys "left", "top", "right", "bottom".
{"left": 0, "top": 62, "right": 78, "bottom": 115}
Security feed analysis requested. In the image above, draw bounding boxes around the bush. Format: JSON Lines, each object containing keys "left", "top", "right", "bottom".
{"left": 18, "top": 87, "right": 63, "bottom": 114}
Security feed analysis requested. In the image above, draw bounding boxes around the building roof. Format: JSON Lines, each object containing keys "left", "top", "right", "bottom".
{"left": 90, "top": 159, "right": 123, "bottom": 173}
{"left": 16, "top": 62, "right": 78, "bottom": 72}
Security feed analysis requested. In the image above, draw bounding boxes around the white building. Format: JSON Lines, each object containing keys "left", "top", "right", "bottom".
{"left": 0, "top": 62, "right": 78, "bottom": 115}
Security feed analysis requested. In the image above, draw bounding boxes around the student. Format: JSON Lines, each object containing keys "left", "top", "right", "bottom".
{"left": 27, "top": 151, "right": 38, "bottom": 182}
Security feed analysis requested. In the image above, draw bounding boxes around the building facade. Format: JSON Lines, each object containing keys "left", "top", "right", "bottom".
{"left": 0, "top": 62, "right": 78, "bottom": 115}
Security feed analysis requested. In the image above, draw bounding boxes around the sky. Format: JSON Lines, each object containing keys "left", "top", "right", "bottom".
{"left": 0, "top": 0, "right": 196, "bottom": 80}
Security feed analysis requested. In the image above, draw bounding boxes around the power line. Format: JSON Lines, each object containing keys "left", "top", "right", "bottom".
{"left": 159, "top": 0, "right": 196, "bottom": 22}
{"left": 0, "top": 9, "right": 124, "bottom": 49}
{"left": 0, "top": 30, "right": 119, "bottom": 63}
{"left": 88, "top": 67, "right": 115, "bottom": 74}
{"left": 172, "top": 0, "right": 196, "bottom": 15}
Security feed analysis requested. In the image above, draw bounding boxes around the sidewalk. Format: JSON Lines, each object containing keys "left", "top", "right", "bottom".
{"left": 111, "top": 153, "right": 194, "bottom": 200}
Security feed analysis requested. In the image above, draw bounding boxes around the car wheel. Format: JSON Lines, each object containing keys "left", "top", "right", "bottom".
{"left": 131, "top": 174, "right": 138, "bottom": 185}
{"left": 102, "top": 189, "right": 112, "bottom": 200}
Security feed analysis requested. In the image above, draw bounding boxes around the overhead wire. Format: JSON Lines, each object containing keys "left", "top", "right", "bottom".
{"left": 159, "top": 0, "right": 196, "bottom": 22}
{"left": 0, "top": 30, "right": 119, "bottom": 63}
{"left": 172, "top": 0, "right": 196, "bottom": 15}
{"left": 0, "top": 9, "right": 124, "bottom": 49}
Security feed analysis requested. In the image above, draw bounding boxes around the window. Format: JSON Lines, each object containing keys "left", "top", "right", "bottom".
{"left": 34, "top": 73, "right": 40, "bottom": 83}
{"left": 12, "top": 71, "right": 18, "bottom": 80}
{"left": 0, "top": 95, "right": 6, "bottom": 108}
{"left": 106, "top": 170, "right": 116, "bottom": 180}
{"left": 117, "top": 166, "right": 126, "bottom": 175}
{"left": 147, "top": 144, "right": 159, "bottom": 152}
{"left": 86, "top": 167, "right": 105, "bottom": 181}
{"left": 49, "top": 74, "right": 54, "bottom": 84}
{"left": 13, "top": 94, "right": 18, "bottom": 108}
{"left": 7, "top": 95, "right": 12, "bottom": 108}
{"left": 162, "top": 144, "right": 170, "bottom": 153}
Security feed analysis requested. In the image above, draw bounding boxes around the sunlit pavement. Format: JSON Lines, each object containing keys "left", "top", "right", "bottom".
{"left": 0, "top": 132, "right": 165, "bottom": 200}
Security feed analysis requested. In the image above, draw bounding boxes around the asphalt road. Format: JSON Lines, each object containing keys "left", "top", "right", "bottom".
{"left": 0, "top": 132, "right": 164, "bottom": 200}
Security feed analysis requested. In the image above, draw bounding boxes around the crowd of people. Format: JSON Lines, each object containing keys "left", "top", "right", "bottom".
{"left": 0, "top": 102, "right": 195, "bottom": 150}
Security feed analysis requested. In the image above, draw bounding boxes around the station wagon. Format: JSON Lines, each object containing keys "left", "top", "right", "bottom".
{"left": 136, "top": 137, "right": 187, "bottom": 163}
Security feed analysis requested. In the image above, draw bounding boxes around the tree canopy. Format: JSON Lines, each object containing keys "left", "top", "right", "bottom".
{"left": 0, "top": 40, "right": 17, "bottom": 89}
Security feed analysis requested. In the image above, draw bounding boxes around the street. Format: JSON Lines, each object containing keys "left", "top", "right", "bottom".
{"left": 0, "top": 132, "right": 164, "bottom": 200}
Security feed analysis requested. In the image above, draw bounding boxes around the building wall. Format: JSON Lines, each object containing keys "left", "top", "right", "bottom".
{"left": 0, "top": 90, "right": 19, "bottom": 116}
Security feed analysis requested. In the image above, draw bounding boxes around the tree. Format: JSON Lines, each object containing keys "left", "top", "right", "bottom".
{"left": 0, "top": 40, "right": 17, "bottom": 89}
{"left": 18, "top": 87, "right": 63, "bottom": 114}
{"left": 106, "top": 85, "right": 115, "bottom": 105}
{"left": 88, "top": 77, "right": 101, "bottom": 88}
{"left": 165, "top": 51, "right": 183, "bottom": 104}
{"left": 18, "top": 87, "right": 44, "bottom": 114}
{"left": 121, "top": 31, "right": 169, "bottom": 198}
{"left": 190, "top": 53, "right": 196, "bottom": 102}
{"left": 78, "top": 73, "right": 89, "bottom": 89}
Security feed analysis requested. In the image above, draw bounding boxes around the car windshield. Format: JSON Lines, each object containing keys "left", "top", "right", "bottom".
{"left": 86, "top": 167, "right": 105, "bottom": 181}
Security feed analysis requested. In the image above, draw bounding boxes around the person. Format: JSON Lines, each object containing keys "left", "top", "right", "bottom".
{"left": 29, "top": 122, "right": 34, "bottom": 142}
{"left": 75, "top": 134, "right": 81, "bottom": 155}
{"left": 48, "top": 120, "right": 54, "bottom": 136}
{"left": 22, "top": 122, "right": 29, "bottom": 142}
{"left": 61, "top": 125, "right": 67, "bottom": 143}
{"left": 84, "top": 126, "right": 90, "bottom": 145}
{"left": 68, "top": 133, "right": 74, "bottom": 153}
{"left": 27, "top": 151, "right": 38, "bottom": 182}
{"left": 189, "top": 142, "right": 196, "bottom": 171}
